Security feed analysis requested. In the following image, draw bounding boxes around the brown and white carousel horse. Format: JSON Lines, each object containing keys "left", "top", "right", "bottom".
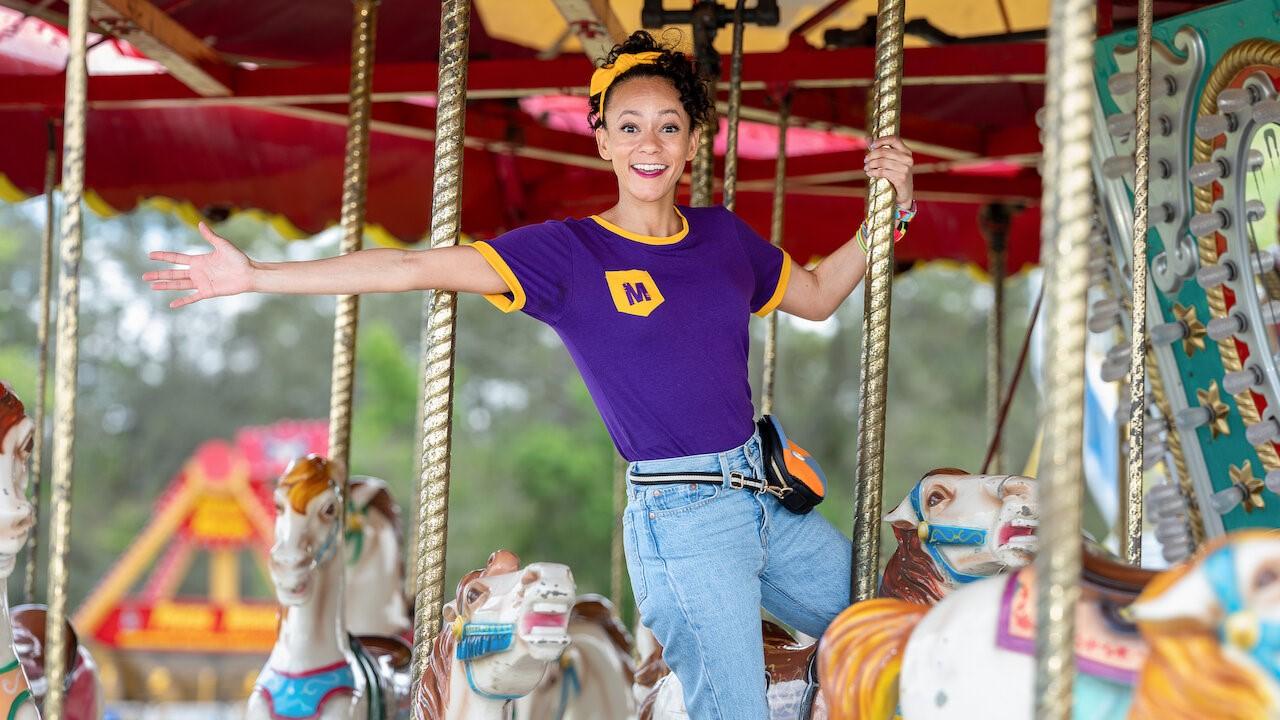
{"left": 412, "top": 549, "right": 576, "bottom": 720}
{"left": 820, "top": 530, "right": 1280, "bottom": 720}
{"left": 344, "top": 476, "right": 412, "bottom": 640}
{"left": 637, "top": 469, "right": 1040, "bottom": 719}
{"left": 248, "top": 455, "right": 408, "bottom": 720}
{"left": 0, "top": 384, "right": 102, "bottom": 720}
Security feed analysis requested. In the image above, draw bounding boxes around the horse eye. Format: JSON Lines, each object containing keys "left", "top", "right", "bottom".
{"left": 322, "top": 503, "right": 337, "bottom": 518}
{"left": 1255, "top": 566, "right": 1279, "bottom": 590}
{"left": 467, "top": 587, "right": 483, "bottom": 603}
{"left": 927, "top": 491, "right": 946, "bottom": 508}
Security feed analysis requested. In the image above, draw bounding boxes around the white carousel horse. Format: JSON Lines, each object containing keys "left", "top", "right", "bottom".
{"left": 820, "top": 530, "right": 1280, "bottom": 720}
{"left": 514, "top": 594, "right": 636, "bottom": 720}
{"left": 0, "top": 383, "right": 101, "bottom": 720}
{"left": 412, "top": 549, "right": 576, "bottom": 720}
{"left": 344, "top": 476, "right": 412, "bottom": 639}
{"left": 248, "top": 454, "right": 407, "bottom": 720}
{"left": 637, "top": 469, "right": 1040, "bottom": 720}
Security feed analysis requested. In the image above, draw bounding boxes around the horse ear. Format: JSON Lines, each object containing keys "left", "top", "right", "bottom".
{"left": 1129, "top": 566, "right": 1218, "bottom": 626}
{"left": 884, "top": 497, "right": 917, "bottom": 529}
{"left": 442, "top": 603, "right": 458, "bottom": 624}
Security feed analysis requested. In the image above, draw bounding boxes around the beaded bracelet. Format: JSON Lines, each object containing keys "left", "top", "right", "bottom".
{"left": 857, "top": 201, "right": 917, "bottom": 254}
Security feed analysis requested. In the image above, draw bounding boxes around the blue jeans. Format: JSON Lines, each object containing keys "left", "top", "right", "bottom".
{"left": 623, "top": 431, "right": 853, "bottom": 720}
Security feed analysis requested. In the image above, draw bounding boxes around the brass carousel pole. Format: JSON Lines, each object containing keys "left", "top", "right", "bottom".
{"left": 328, "top": 0, "right": 379, "bottom": 481}
{"left": 1035, "top": 0, "right": 1094, "bottom": 713}
{"left": 411, "top": 0, "right": 469, "bottom": 681}
{"left": 610, "top": 453, "right": 626, "bottom": 611}
{"left": 983, "top": 205, "right": 1009, "bottom": 475}
{"left": 761, "top": 92, "right": 790, "bottom": 416}
{"left": 851, "top": 0, "right": 906, "bottom": 603}
{"left": 689, "top": 3, "right": 719, "bottom": 207}
{"left": 721, "top": 0, "right": 746, "bottom": 212}
{"left": 25, "top": 119, "right": 58, "bottom": 604}
{"left": 44, "top": 0, "right": 89, "bottom": 716}
{"left": 1121, "top": 0, "right": 1153, "bottom": 567}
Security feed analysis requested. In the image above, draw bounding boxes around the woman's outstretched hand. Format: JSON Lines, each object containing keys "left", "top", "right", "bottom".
{"left": 144, "top": 222, "right": 253, "bottom": 308}
{"left": 863, "top": 136, "right": 914, "bottom": 209}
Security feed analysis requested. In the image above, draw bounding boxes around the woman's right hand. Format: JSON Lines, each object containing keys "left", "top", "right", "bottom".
{"left": 144, "top": 222, "right": 253, "bottom": 308}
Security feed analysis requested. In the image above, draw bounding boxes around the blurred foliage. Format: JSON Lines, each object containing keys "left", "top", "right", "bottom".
{"left": 0, "top": 198, "right": 1053, "bottom": 632}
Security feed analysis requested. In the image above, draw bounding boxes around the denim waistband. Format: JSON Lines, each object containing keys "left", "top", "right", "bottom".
{"left": 627, "top": 430, "right": 764, "bottom": 488}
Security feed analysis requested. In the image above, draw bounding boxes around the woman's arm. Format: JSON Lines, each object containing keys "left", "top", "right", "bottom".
{"left": 778, "top": 136, "right": 914, "bottom": 321}
{"left": 144, "top": 223, "right": 508, "bottom": 308}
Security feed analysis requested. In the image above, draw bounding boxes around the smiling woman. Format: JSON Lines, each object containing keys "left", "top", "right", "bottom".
{"left": 144, "top": 29, "right": 916, "bottom": 720}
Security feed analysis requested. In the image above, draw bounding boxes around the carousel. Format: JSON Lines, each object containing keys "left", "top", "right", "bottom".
{"left": 0, "top": 0, "right": 1277, "bottom": 718}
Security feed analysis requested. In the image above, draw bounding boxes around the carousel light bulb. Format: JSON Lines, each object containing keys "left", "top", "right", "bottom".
{"left": 1175, "top": 405, "right": 1214, "bottom": 431}
{"left": 1210, "top": 486, "right": 1244, "bottom": 514}
{"left": 1223, "top": 365, "right": 1264, "bottom": 396}
{"left": 1196, "top": 114, "right": 1230, "bottom": 140}
{"left": 1266, "top": 470, "right": 1280, "bottom": 494}
{"left": 1107, "top": 113, "right": 1136, "bottom": 137}
{"left": 1143, "top": 417, "right": 1168, "bottom": 439}
{"left": 1101, "top": 354, "right": 1130, "bottom": 383}
{"left": 1247, "top": 149, "right": 1265, "bottom": 172}
{"left": 1246, "top": 418, "right": 1280, "bottom": 446}
{"left": 1190, "top": 210, "right": 1229, "bottom": 238}
{"left": 1103, "top": 155, "right": 1136, "bottom": 179}
{"left": 1035, "top": 106, "right": 1048, "bottom": 129}
{"left": 1252, "top": 246, "right": 1277, "bottom": 272}
{"left": 1196, "top": 260, "right": 1237, "bottom": 288}
{"left": 1189, "top": 159, "right": 1226, "bottom": 187}
{"left": 1108, "top": 72, "right": 1137, "bottom": 96}
{"left": 1143, "top": 442, "right": 1166, "bottom": 470}
{"left": 1207, "top": 312, "right": 1247, "bottom": 341}
{"left": 1247, "top": 199, "right": 1268, "bottom": 224}
{"left": 1150, "top": 321, "right": 1188, "bottom": 346}
{"left": 1253, "top": 98, "right": 1280, "bottom": 125}
{"left": 1088, "top": 297, "right": 1124, "bottom": 333}
{"left": 1218, "top": 88, "right": 1253, "bottom": 114}
{"left": 1261, "top": 300, "right": 1280, "bottom": 325}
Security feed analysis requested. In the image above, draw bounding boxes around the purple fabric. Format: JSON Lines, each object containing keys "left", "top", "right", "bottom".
{"left": 474, "top": 205, "right": 787, "bottom": 461}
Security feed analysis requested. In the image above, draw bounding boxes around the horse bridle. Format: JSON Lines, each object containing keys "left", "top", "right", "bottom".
{"left": 452, "top": 617, "right": 522, "bottom": 701}
{"left": 1203, "top": 544, "right": 1280, "bottom": 686}
{"left": 908, "top": 479, "right": 991, "bottom": 585}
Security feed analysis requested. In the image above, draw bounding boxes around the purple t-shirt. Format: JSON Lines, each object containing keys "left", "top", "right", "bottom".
{"left": 471, "top": 205, "right": 791, "bottom": 461}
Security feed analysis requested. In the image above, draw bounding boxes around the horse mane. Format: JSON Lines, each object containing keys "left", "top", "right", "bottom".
{"left": 278, "top": 454, "right": 337, "bottom": 513}
{"left": 0, "top": 382, "right": 26, "bottom": 451}
{"left": 879, "top": 525, "right": 948, "bottom": 605}
{"left": 1130, "top": 531, "right": 1277, "bottom": 719}
{"left": 817, "top": 598, "right": 929, "bottom": 720}
{"left": 569, "top": 595, "right": 636, "bottom": 683}
{"left": 412, "top": 624, "right": 458, "bottom": 720}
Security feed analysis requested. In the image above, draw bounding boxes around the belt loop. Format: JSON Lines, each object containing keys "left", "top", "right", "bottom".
{"left": 718, "top": 450, "right": 733, "bottom": 488}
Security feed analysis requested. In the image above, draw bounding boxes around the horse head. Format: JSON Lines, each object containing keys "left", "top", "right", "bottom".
{"left": 268, "top": 454, "right": 343, "bottom": 606}
{"left": 0, "top": 383, "right": 36, "bottom": 580}
{"left": 881, "top": 469, "right": 1037, "bottom": 601}
{"left": 1128, "top": 531, "right": 1280, "bottom": 717}
{"left": 344, "top": 476, "right": 411, "bottom": 637}
{"left": 444, "top": 550, "right": 574, "bottom": 700}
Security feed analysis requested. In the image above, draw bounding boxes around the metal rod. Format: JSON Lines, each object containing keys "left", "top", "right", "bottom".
{"left": 410, "top": 0, "right": 469, "bottom": 682}
{"left": 689, "top": 3, "right": 719, "bottom": 207}
{"left": 43, "top": 0, "right": 88, "bottom": 716}
{"left": 722, "top": 0, "right": 746, "bottom": 212}
{"left": 983, "top": 204, "right": 1010, "bottom": 474}
{"left": 25, "top": 119, "right": 57, "bottom": 605}
{"left": 329, "top": 0, "right": 378, "bottom": 483}
{"left": 1034, "top": 0, "right": 1094, "bottom": 712}
{"left": 982, "top": 280, "right": 1046, "bottom": 475}
{"left": 851, "top": 0, "right": 905, "bottom": 603}
{"left": 762, "top": 92, "right": 790, "bottom": 416}
{"left": 1121, "top": 0, "right": 1152, "bottom": 568}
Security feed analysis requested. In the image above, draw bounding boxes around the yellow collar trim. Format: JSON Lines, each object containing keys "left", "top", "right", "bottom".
{"left": 590, "top": 209, "right": 689, "bottom": 246}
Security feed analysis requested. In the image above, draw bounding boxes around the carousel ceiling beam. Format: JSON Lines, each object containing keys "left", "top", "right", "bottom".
{"left": 551, "top": 0, "right": 628, "bottom": 63}
{"left": 734, "top": 171, "right": 1042, "bottom": 203}
{"left": 0, "top": 0, "right": 65, "bottom": 25}
{"left": 88, "top": 0, "right": 232, "bottom": 96}
{"left": 0, "top": 42, "right": 1045, "bottom": 109}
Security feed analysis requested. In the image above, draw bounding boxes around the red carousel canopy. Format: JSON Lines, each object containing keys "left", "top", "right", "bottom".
{"left": 0, "top": 0, "right": 1055, "bottom": 271}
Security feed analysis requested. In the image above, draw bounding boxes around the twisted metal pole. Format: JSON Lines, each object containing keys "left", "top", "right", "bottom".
{"left": 721, "top": 0, "right": 746, "bottom": 212}
{"left": 25, "top": 119, "right": 57, "bottom": 604}
{"left": 689, "top": 4, "right": 718, "bottom": 207}
{"left": 1034, "top": 0, "right": 1094, "bottom": 712}
{"left": 1121, "top": 0, "right": 1153, "bottom": 567}
{"left": 851, "top": 0, "right": 905, "bottom": 603}
{"left": 44, "top": 1, "right": 89, "bottom": 716}
{"left": 328, "top": 0, "right": 379, "bottom": 478}
{"left": 411, "top": 0, "right": 469, "bottom": 682}
{"left": 761, "top": 92, "right": 791, "bottom": 416}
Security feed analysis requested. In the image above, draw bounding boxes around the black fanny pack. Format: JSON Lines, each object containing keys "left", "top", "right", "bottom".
{"left": 756, "top": 415, "right": 827, "bottom": 515}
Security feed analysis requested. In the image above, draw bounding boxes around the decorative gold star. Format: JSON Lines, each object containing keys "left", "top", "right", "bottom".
{"left": 1172, "top": 303, "right": 1207, "bottom": 357}
{"left": 1197, "top": 381, "right": 1231, "bottom": 438}
{"left": 1228, "top": 461, "right": 1267, "bottom": 513}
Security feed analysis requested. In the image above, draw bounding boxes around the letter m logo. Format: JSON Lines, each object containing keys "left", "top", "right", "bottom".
{"left": 605, "top": 270, "right": 664, "bottom": 317}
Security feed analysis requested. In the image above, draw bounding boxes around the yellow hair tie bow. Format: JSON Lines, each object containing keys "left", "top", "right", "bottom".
{"left": 590, "top": 51, "right": 663, "bottom": 123}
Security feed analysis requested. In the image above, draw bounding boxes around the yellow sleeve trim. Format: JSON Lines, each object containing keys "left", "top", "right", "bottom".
{"left": 755, "top": 250, "right": 793, "bottom": 317}
{"left": 471, "top": 241, "right": 527, "bottom": 313}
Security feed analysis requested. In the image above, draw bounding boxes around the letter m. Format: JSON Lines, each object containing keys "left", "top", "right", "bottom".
{"left": 623, "top": 282, "right": 652, "bottom": 305}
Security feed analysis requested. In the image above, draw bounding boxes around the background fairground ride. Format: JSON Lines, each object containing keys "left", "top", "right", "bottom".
{"left": 0, "top": 0, "right": 1278, "bottom": 715}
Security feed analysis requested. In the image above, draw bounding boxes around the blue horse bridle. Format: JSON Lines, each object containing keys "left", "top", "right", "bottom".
{"left": 908, "top": 479, "right": 990, "bottom": 585}
{"left": 453, "top": 619, "right": 522, "bottom": 701}
{"left": 1203, "top": 544, "right": 1280, "bottom": 686}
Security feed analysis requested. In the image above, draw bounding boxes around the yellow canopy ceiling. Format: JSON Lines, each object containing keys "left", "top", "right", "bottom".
{"left": 475, "top": 0, "right": 1050, "bottom": 55}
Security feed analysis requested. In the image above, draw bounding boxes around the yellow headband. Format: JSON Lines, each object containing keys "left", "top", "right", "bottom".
{"left": 590, "top": 51, "right": 662, "bottom": 123}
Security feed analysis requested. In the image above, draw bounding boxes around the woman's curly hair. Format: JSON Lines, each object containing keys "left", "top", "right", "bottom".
{"left": 587, "top": 30, "right": 712, "bottom": 131}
